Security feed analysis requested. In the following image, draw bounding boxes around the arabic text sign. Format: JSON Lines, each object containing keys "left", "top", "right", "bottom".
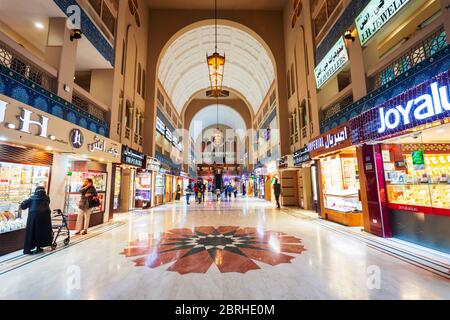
{"left": 308, "top": 125, "right": 352, "bottom": 158}
{"left": 314, "top": 37, "right": 349, "bottom": 89}
{"left": 356, "top": 0, "right": 410, "bottom": 46}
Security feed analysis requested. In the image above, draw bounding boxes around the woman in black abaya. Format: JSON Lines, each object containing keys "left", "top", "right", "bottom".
{"left": 20, "top": 186, "right": 53, "bottom": 254}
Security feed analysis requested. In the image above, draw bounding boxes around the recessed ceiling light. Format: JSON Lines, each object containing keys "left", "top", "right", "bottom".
{"left": 35, "top": 22, "right": 45, "bottom": 30}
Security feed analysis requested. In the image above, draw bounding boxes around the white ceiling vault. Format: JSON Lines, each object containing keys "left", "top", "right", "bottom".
{"left": 158, "top": 24, "right": 276, "bottom": 113}
{"left": 189, "top": 104, "right": 247, "bottom": 139}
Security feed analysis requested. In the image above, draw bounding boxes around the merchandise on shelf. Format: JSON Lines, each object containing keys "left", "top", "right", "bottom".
{"left": 0, "top": 163, "right": 50, "bottom": 232}
{"left": 384, "top": 149, "right": 450, "bottom": 211}
{"left": 320, "top": 154, "right": 362, "bottom": 213}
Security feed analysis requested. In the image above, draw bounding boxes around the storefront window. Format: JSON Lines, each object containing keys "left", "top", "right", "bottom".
{"left": 64, "top": 171, "right": 107, "bottom": 215}
{"left": 382, "top": 123, "right": 450, "bottom": 213}
{"left": 113, "top": 167, "right": 121, "bottom": 210}
{"left": 320, "top": 149, "right": 362, "bottom": 213}
{"left": 0, "top": 163, "right": 50, "bottom": 234}
{"left": 135, "top": 170, "right": 152, "bottom": 208}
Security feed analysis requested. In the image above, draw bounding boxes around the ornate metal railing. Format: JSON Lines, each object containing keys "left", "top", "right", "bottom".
{"left": 370, "top": 27, "right": 447, "bottom": 91}
{"left": 72, "top": 90, "right": 108, "bottom": 122}
{"left": 0, "top": 42, "right": 57, "bottom": 93}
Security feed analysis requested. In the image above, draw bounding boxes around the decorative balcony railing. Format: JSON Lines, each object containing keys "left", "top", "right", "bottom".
{"left": 0, "top": 42, "right": 57, "bottom": 93}
{"left": 0, "top": 39, "right": 109, "bottom": 136}
{"left": 320, "top": 44, "right": 450, "bottom": 133}
{"left": 369, "top": 27, "right": 447, "bottom": 91}
{"left": 72, "top": 89, "right": 108, "bottom": 123}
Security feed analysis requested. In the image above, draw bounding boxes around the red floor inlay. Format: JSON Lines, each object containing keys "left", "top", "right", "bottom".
{"left": 121, "top": 226, "right": 307, "bottom": 274}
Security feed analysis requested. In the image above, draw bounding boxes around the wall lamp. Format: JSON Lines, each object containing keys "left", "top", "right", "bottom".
{"left": 70, "top": 29, "right": 83, "bottom": 41}
{"left": 344, "top": 30, "right": 355, "bottom": 42}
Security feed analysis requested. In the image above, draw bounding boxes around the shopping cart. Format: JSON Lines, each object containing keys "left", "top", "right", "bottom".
{"left": 51, "top": 209, "right": 70, "bottom": 250}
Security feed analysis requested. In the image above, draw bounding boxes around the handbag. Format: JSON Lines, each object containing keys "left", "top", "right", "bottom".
{"left": 89, "top": 196, "right": 101, "bottom": 208}
{"left": 77, "top": 197, "right": 88, "bottom": 210}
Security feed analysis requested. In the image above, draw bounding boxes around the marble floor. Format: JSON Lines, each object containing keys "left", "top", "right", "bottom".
{"left": 0, "top": 196, "right": 449, "bottom": 300}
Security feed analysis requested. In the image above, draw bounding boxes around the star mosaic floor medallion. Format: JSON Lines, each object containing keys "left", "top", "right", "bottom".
{"left": 121, "top": 226, "right": 306, "bottom": 274}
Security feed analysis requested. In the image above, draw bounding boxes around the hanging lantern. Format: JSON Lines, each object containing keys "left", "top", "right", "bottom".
{"left": 207, "top": 51, "right": 225, "bottom": 94}
{"left": 214, "top": 127, "right": 223, "bottom": 146}
{"left": 206, "top": 0, "right": 227, "bottom": 98}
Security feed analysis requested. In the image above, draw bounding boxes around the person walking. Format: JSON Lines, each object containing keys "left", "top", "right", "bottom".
{"left": 273, "top": 179, "right": 282, "bottom": 209}
{"left": 200, "top": 182, "right": 206, "bottom": 203}
{"left": 75, "top": 178, "right": 98, "bottom": 235}
{"left": 233, "top": 185, "right": 238, "bottom": 198}
{"left": 193, "top": 183, "right": 199, "bottom": 203}
{"left": 242, "top": 183, "right": 246, "bottom": 196}
{"left": 20, "top": 186, "right": 53, "bottom": 254}
{"left": 185, "top": 184, "right": 193, "bottom": 205}
{"left": 227, "top": 184, "right": 233, "bottom": 201}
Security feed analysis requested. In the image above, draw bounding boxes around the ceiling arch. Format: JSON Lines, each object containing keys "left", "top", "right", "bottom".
{"left": 189, "top": 105, "right": 247, "bottom": 139}
{"left": 158, "top": 23, "right": 276, "bottom": 113}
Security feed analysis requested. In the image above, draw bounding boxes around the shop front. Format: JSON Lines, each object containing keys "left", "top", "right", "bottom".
{"left": 309, "top": 124, "right": 364, "bottom": 227}
{"left": 253, "top": 167, "right": 265, "bottom": 199}
{"left": 293, "top": 147, "right": 316, "bottom": 211}
{"left": 277, "top": 155, "right": 298, "bottom": 206}
{"left": 0, "top": 144, "right": 52, "bottom": 255}
{"left": 349, "top": 70, "right": 450, "bottom": 253}
{"left": 153, "top": 169, "right": 165, "bottom": 206}
{"left": 264, "top": 161, "right": 280, "bottom": 203}
{"left": 118, "top": 146, "right": 145, "bottom": 212}
{"left": 0, "top": 94, "right": 121, "bottom": 254}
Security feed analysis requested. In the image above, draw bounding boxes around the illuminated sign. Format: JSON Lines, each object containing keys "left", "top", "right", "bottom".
{"left": 308, "top": 124, "right": 352, "bottom": 157}
{"left": 377, "top": 82, "right": 450, "bottom": 134}
{"left": 314, "top": 37, "right": 349, "bottom": 89}
{"left": 356, "top": 0, "right": 410, "bottom": 46}
{"left": 122, "top": 145, "right": 145, "bottom": 167}
{"left": 308, "top": 126, "right": 349, "bottom": 152}
{"left": 145, "top": 157, "right": 161, "bottom": 171}
{"left": 70, "top": 129, "right": 84, "bottom": 148}
{"left": 156, "top": 117, "right": 165, "bottom": 134}
{"left": 165, "top": 128, "right": 173, "bottom": 142}
{"left": 294, "top": 147, "right": 311, "bottom": 166}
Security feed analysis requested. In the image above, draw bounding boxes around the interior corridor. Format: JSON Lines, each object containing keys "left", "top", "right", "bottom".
{"left": 0, "top": 197, "right": 448, "bottom": 300}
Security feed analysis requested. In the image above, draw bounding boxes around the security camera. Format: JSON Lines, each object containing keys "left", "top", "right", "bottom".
{"left": 70, "top": 29, "right": 83, "bottom": 41}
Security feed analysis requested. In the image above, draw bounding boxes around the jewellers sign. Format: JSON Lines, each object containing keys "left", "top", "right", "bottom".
{"left": 314, "top": 37, "right": 349, "bottom": 89}
{"left": 145, "top": 157, "right": 161, "bottom": 171}
{"left": 308, "top": 124, "right": 352, "bottom": 158}
{"left": 294, "top": 147, "right": 311, "bottom": 166}
{"left": 122, "top": 145, "right": 145, "bottom": 167}
{"left": 0, "top": 95, "right": 121, "bottom": 162}
{"left": 350, "top": 71, "right": 450, "bottom": 144}
{"left": 356, "top": 0, "right": 411, "bottom": 46}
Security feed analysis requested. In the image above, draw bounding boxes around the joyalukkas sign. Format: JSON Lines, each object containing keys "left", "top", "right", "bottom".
{"left": 350, "top": 70, "right": 450, "bottom": 144}
{"left": 0, "top": 94, "right": 121, "bottom": 162}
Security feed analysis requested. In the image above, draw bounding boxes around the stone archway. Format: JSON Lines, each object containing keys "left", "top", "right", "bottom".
{"left": 144, "top": 11, "right": 290, "bottom": 158}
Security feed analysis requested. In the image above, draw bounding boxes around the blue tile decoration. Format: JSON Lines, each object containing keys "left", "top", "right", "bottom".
{"left": 34, "top": 97, "right": 49, "bottom": 113}
{"left": 11, "top": 86, "right": 30, "bottom": 105}
{"left": 155, "top": 150, "right": 182, "bottom": 174}
{"left": 79, "top": 118, "right": 88, "bottom": 128}
{"left": 316, "top": 0, "right": 371, "bottom": 65}
{"left": 157, "top": 108, "right": 175, "bottom": 133}
{"left": 53, "top": 0, "right": 115, "bottom": 66}
{"left": 320, "top": 45, "right": 450, "bottom": 133}
{"left": 0, "top": 65, "right": 109, "bottom": 136}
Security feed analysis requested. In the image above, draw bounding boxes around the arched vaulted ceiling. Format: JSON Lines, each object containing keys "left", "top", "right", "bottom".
{"left": 189, "top": 105, "right": 247, "bottom": 139}
{"left": 158, "top": 24, "right": 276, "bottom": 113}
